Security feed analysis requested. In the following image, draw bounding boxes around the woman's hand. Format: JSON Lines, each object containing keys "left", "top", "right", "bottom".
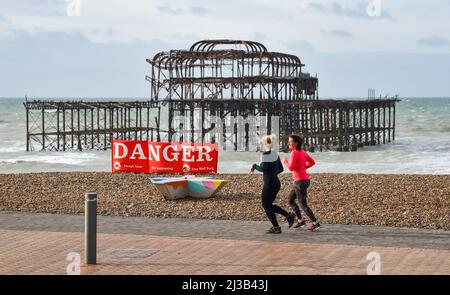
{"left": 249, "top": 167, "right": 255, "bottom": 174}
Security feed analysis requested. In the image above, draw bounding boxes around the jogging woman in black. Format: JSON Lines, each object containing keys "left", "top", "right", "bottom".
{"left": 251, "top": 135, "right": 295, "bottom": 234}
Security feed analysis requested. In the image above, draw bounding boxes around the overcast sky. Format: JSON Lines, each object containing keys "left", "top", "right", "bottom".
{"left": 1, "top": 0, "right": 449, "bottom": 98}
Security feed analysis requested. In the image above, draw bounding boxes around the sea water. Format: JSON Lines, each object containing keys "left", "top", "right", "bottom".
{"left": 0, "top": 97, "right": 449, "bottom": 174}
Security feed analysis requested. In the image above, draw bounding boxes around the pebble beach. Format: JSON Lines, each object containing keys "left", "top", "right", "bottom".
{"left": 0, "top": 172, "right": 448, "bottom": 230}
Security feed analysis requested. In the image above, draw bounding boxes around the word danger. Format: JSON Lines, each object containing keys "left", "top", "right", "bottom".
{"left": 111, "top": 140, "right": 218, "bottom": 174}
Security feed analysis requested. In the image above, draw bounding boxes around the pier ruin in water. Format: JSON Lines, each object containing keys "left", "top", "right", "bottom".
{"left": 24, "top": 39, "right": 399, "bottom": 152}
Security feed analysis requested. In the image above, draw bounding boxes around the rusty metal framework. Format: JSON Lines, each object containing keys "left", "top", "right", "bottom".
{"left": 146, "top": 39, "right": 318, "bottom": 102}
{"left": 145, "top": 39, "right": 397, "bottom": 151}
{"left": 24, "top": 40, "right": 399, "bottom": 152}
{"left": 24, "top": 100, "right": 163, "bottom": 151}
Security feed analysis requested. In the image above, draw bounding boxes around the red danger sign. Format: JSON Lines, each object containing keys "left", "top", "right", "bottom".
{"left": 111, "top": 140, "right": 218, "bottom": 174}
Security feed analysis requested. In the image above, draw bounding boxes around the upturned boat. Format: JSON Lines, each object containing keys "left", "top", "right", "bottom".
{"left": 150, "top": 176, "right": 228, "bottom": 200}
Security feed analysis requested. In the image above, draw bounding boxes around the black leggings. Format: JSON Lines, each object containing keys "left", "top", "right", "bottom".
{"left": 261, "top": 177, "right": 288, "bottom": 227}
{"left": 288, "top": 180, "right": 317, "bottom": 222}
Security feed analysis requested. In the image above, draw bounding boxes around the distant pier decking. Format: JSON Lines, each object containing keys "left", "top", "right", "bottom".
{"left": 24, "top": 40, "right": 399, "bottom": 152}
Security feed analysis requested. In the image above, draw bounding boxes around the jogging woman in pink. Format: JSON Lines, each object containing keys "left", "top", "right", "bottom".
{"left": 283, "top": 135, "right": 321, "bottom": 231}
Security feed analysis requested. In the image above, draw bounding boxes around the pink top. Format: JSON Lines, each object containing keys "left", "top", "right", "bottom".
{"left": 283, "top": 149, "right": 315, "bottom": 181}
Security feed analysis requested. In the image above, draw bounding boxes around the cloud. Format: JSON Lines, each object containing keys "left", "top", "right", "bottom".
{"left": 81, "top": 27, "right": 118, "bottom": 42}
{"left": 0, "top": 29, "right": 172, "bottom": 97}
{"left": 3, "top": 29, "right": 90, "bottom": 45}
{"left": 321, "top": 29, "right": 353, "bottom": 38}
{"left": 309, "top": 1, "right": 394, "bottom": 20}
{"left": 189, "top": 6, "right": 209, "bottom": 15}
{"left": 0, "top": 0, "right": 67, "bottom": 17}
{"left": 156, "top": 5, "right": 184, "bottom": 15}
{"left": 308, "top": 3, "right": 326, "bottom": 13}
{"left": 2, "top": 2, "right": 450, "bottom": 98}
{"left": 156, "top": 4, "right": 209, "bottom": 16}
{"left": 287, "top": 40, "right": 315, "bottom": 52}
{"left": 331, "top": 2, "right": 367, "bottom": 18}
{"left": 417, "top": 36, "right": 449, "bottom": 47}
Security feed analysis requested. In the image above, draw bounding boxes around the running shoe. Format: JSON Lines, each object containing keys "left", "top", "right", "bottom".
{"left": 308, "top": 222, "right": 321, "bottom": 231}
{"left": 287, "top": 213, "right": 295, "bottom": 228}
{"left": 266, "top": 226, "right": 282, "bottom": 234}
{"left": 293, "top": 219, "right": 306, "bottom": 228}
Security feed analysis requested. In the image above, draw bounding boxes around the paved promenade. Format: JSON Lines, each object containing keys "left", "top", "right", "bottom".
{"left": 0, "top": 212, "right": 449, "bottom": 274}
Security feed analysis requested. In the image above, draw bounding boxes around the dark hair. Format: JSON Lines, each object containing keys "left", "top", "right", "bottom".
{"left": 289, "top": 134, "right": 303, "bottom": 150}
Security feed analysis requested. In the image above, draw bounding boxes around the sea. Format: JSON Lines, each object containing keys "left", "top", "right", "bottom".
{"left": 0, "top": 97, "right": 449, "bottom": 175}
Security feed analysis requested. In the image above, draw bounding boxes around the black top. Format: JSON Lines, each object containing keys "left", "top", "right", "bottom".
{"left": 252, "top": 150, "right": 284, "bottom": 179}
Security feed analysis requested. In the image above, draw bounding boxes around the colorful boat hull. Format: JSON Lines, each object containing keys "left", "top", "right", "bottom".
{"left": 150, "top": 176, "right": 228, "bottom": 200}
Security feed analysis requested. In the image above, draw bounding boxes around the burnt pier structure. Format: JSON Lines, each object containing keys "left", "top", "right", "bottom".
{"left": 24, "top": 40, "right": 399, "bottom": 152}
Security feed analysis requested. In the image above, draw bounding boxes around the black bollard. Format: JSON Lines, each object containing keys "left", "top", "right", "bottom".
{"left": 84, "top": 192, "right": 97, "bottom": 264}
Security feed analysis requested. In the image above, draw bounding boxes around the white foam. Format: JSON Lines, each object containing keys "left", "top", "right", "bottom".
{"left": 0, "top": 152, "right": 99, "bottom": 165}
{"left": 0, "top": 142, "right": 25, "bottom": 153}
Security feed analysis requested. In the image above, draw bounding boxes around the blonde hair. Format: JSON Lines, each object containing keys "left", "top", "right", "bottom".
{"left": 261, "top": 134, "right": 276, "bottom": 150}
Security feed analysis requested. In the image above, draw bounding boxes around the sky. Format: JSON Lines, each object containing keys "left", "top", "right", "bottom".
{"left": 0, "top": 0, "right": 450, "bottom": 98}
